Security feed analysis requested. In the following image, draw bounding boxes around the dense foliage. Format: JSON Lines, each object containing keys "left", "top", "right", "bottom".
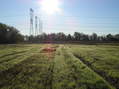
{"left": 0, "top": 23, "right": 24, "bottom": 44}
{"left": 26, "top": 32, "right": 119, "bottom": 43}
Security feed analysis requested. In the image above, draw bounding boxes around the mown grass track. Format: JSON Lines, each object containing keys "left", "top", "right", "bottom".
{"left": 69, "top": 45, "right": 119, "bottom": 89}
{"left": 0, "top": 44, "right": 118, "bottom": 89}
{"left": 0, "top": 45, "right": 43, "bottom": 72}
{"left": 0, "top": 54, "right": 54, "bottom": 89}
{"left": 52, "top": 46, "right": 114, "bottom": 89}
{"left": 0, "top": 44, "right": 55, "bottom": 89}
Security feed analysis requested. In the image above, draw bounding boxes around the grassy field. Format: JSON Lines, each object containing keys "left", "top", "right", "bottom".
{"left": 0, "top": 44, "right": 118, "bottom": 89}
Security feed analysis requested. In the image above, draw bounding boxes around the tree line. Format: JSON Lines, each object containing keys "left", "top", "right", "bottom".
{"left": 0, "top": 23, "right": 119, "bottom": 44}
{"left": 26, "top": 32, "right": 119, "bottom": 43}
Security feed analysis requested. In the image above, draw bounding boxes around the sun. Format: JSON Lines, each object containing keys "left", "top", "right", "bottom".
{"left": 40, "top": 0, "right": 61, "bottom": 15}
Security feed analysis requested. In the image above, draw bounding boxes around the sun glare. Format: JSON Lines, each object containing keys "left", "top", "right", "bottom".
{"left": 40, "top": 0, "right": 61, "bottom": 15}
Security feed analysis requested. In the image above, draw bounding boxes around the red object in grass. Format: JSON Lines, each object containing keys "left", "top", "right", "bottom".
{"left": 42, "top": 47, "right": 56, "bottom": 52}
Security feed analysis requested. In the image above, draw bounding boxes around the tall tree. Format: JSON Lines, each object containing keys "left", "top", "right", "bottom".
{"left": 0, "top": 23, "right": 24, "bottom": 44}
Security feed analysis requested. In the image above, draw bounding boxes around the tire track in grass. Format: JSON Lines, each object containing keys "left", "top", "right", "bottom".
{"left": 0, "top": 50, "right": 28, "bottom": 63}
{"left": 73, "top": 53, "right": 118, "bottom": 89}
{"left": 53, "top": 46, "right": 83, "bottom": 89}
{"left": 0, "top": 50, "right": 28, "bottom": 59}
{"left": 65, "top": 49, "right": 115, "bottom": 89}
{"left": 0, "top": 47, "right": 42, "bottom": 72}
{"left": 69, "top": 45, "right": 119, "bottom": 89}
{"left": 0, "top": 45, "right": 31, "bottom": 56}
{"left": 40, "top": 44, "right": 57, "bottom": 89}
{"left": 53, "top": 47, "right": 77, "bottom": 89}
{"left": 0, "top": 53, "right": 55, "bottom": 89}
{"left": 0, "top": 47, "right": 35, "bottom": 62}
{"left": 0, "top": 46, "right": 36, "bottom": 62}
{"left": 0, "top": 44, "right": 56, "bottom": 89}
{"left": 52, "top": 46, "right": 115, "bottom": 89}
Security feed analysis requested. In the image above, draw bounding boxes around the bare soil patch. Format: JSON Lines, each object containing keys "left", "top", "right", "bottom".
{"left": 40, "top": 44, "right": 56, "bottom": 59}
{"left": 41, "top": 44, "right": 56, "bottom": 53}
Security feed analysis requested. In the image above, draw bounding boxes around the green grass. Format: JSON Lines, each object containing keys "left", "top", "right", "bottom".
{"left": 0, "top": 44, "right": 118, "bottom": 89}
{"left": 0, "top": 44, "right": 42, "bottom": 71}
{"left": 69, "top": 44, "right": 119, "bottom": 89}
{"left": 52, "top": 46, "right": 114, "bottom": 89}
{"left": 0, "top": 44, "right": 54, "bottom": 89}
{"left": 0, "top": 54, "right": 54, "bottom": 89}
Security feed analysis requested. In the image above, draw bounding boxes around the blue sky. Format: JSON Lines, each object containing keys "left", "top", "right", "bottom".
{"left": 0, "top": 0, "right": 119, "bottom": 35}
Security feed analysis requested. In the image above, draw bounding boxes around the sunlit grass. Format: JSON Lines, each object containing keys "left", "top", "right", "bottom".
{"left": 0, "top": 44, "right": 118, "bottom": 89}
